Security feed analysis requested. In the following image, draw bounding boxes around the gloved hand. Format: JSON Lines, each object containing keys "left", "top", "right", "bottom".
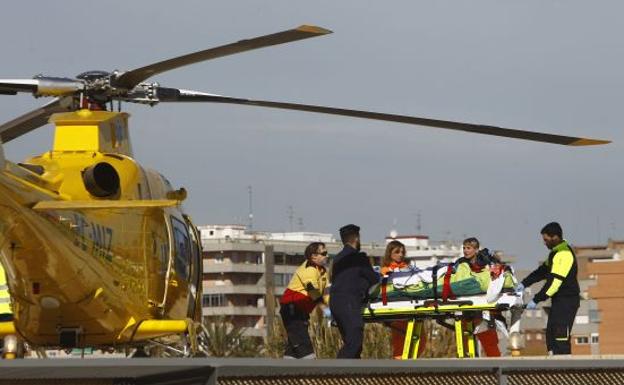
{"left": 322, "top": 307, "right": 332, "bottom": 319}
{"left": 515, "top": 283, "right": 525, "bottom": 293}
{"left": 525, "top": 300, "right": 537, "bottom": 310}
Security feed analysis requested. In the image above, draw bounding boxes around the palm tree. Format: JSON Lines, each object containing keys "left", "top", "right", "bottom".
{"left": 203, "top": 316, "right": 262, "bottom": 357}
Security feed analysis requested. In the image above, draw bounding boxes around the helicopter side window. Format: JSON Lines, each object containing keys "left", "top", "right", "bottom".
{"left": 171, "top": 216, "right": 191, "bottom": 281}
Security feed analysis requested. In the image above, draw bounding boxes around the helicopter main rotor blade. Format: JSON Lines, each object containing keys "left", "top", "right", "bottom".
{"left": 155, "top": 89, "right": 610, "bottom": 146}
{"left": 0, "top": 78, "right": 83, "bottom": 97}
{"left": 114, "top": 25, "right": 332, "bottom": 90}
{"left": 0, "top": 79, "right": 38, "bottom": 94}
{"left": 0, "top": 97, "right": 75, "bottom": 143}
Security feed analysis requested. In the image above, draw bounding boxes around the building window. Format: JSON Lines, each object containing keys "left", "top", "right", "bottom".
{"left": 203, "top": 294, "right": 225, "bottom": 307}
{"left": 274, "top": 273, "right": 293, "bottom": 287}
{"left": 575, "top": 336, "right": 589, "bottom": 345}
{"left": 215, "top": 254, "right": 224, "bottom": 264}
{"left": 526, "top": 333, "right": 532, "bottom": 341}
{"left": 535, "top": 333, "right": 542, "bottom": 341}
{"left": 575, "top": 315, "right": 589, "bottom": 324}
{"left": 589, "top": 310, "right": 601, "bottom": 323}
{"left": 591, "top": 334, "right": 599, "bottom": 344}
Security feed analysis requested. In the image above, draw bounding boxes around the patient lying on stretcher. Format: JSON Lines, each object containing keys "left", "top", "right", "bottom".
{"left": 368, "top": 257, "right": 516, "bottom": 302}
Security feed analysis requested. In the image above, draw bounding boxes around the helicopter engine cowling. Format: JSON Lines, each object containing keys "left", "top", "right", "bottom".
{"left": 82, "top": 162, "right": 120, "bottom": 198}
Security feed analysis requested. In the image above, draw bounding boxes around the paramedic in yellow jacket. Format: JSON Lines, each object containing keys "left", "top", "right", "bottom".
{"left": 279, "top": 242, "right": 329, "bottom": 359}
{"left": 517, "top": 222, "right": 580, "bottom": 355}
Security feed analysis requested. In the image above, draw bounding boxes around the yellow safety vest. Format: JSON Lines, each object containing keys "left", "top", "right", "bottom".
{"left": 0, "top": 264, "right": 12, "bottom": 315}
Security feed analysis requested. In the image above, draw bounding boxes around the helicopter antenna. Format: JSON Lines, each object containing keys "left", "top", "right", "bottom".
{"left": 248, "top": 185, "right": 253, "bottom": 230}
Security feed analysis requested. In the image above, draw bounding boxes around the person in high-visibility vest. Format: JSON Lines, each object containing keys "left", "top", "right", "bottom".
{"left": 0, "top": 263, "right": 11, "bottom": 322}
{"left": 0, "top": 262, "right": 17, "bottom": 359}
{"left": 454, "top": 237, "right": 501, "bottom": 357}
{"left": 516, "top": 222, "right": 580, "bottom": 355}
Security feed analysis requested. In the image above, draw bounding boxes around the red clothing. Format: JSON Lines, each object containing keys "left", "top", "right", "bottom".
{"left": 380, "top": 260, "right": 409, "bottom": 276}
{"left": 476, "top": 328, "right": 501, "bottom": 357}
{"left": 382, "top": 260, "right": 425, "bottom": 358}
{"left": 280, "top": 261, "right": 328, "bottom": 314}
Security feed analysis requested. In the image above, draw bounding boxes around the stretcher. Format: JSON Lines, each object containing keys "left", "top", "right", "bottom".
{"left": 362, "top": 266, "right": 524, "bottom": 359}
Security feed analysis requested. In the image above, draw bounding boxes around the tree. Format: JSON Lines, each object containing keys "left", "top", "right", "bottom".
{"left": 203, "top": 316, "right": 262, "bottom": 357}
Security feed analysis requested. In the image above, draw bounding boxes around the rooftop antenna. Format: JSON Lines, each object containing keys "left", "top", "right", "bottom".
{"left": 297, "top": 217, "right": 304, "bottom": 231}
{"left": 288, "top": 205, "right": 294, "bottom": 232}
{"left": 596, "top": 216, "right": 601, "bottom": 244}
{"left": 416, "top": 210, "right": 422, "bottom": 234}
{"left": 248, "top": 185, "right": 253, "bottom": 230}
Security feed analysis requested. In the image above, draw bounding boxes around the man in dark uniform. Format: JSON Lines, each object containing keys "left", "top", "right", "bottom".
{"left": 329, "top": 224, "right": 379, "bottom": 358}
{"left": 516, "top": 222, "right": 580, "bottom": 355}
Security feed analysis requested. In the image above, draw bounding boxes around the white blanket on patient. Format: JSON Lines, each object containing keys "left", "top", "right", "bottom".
{"left": 385, "top": 265, "right": 450, "bottom": 289}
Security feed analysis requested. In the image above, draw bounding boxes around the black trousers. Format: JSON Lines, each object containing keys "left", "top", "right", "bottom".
{"left": 546, "top": 295, "right": 580, "bottom": 355}
{"left": 280, "top": 303, "right": 314, "bottom": 358}
{"left": 330, "top": 294, "right": 364, "bottom": 358}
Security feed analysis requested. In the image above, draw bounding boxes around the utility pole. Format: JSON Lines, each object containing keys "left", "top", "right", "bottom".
{"left": 288, "top": 205, "right": 294, "bottom": 232}
{"left": 417, "top": 210, "right": 422, "bottom": 234}
{"left": 264, "top": 245, "right": 275, "bottom": 341}
{"left": 248, "top": 185, "right": 253, "bottom": 230}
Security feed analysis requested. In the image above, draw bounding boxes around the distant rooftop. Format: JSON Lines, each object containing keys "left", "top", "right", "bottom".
{"left": 198, "top": 224, "right": 335, "bottom": 243}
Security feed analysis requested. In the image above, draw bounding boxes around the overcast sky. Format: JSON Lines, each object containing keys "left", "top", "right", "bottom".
{"left": 1, "top": 1, "right": 622, "bottom": 268}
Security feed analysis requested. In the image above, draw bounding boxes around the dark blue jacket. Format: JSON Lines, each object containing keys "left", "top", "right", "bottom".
{"left": 330, "top": 245, "right": 378, "bottom": 301}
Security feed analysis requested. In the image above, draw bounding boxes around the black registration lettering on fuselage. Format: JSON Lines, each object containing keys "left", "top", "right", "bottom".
{"left": 71, "top": 213, "right": 114, "bottom": 262}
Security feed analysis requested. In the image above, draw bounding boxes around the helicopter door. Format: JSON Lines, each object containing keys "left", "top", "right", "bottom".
{"left": 170, "top": 216, "right": 196, "bottom": 317}
{"left": 144, "top": 213, "right": 169, "bottom": 309}
{"left": 171, "top": 216, "right": 191, "bottom": 282}
{"left": 183, "top": 215, "right": 202, "bottom": 320}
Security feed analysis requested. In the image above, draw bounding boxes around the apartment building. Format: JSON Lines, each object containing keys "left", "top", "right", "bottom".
{"left": 384, "top": 234, "right": 462, "bottom": 266}
{"left": 200, "top": 224, "right": 387, "bottom": 336}
{"left": 584, "top": 240, "right": 624, "bottom": 354}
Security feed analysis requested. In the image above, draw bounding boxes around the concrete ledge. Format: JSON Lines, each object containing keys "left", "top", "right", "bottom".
{"left": 0, "top": 357, "right": 623, "bottom": 385}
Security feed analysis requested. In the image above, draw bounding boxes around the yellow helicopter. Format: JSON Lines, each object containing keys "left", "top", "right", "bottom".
{"left": 0, "top": 25, "right": 610, "bottom": 356}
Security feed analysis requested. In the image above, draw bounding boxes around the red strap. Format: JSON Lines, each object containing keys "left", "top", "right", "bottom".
{"left": 442, "top": 267, "right": 456, "bottom": 302}
{"left": 381, "top": 277, "right": 388, "bottom": 306}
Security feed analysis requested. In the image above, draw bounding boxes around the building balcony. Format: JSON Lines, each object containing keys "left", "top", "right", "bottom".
{"left": 202, "top": 306, "right": 266, "bottom": 317}
{"left": 203, "top": 284, "right": 287, "bottom": 295}
{"left": 204, "top": 262, "right": 264, "bottom": 273}
{"left": 203, "top": 262, "right": 297, "bottom": 274}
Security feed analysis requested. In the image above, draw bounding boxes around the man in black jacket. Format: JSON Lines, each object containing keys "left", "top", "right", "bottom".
{"left": 516, "top": 222, "right": 580, "bottom": 355}
{"left": 329, "top": 224, "right": 379, "bottom": 358}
